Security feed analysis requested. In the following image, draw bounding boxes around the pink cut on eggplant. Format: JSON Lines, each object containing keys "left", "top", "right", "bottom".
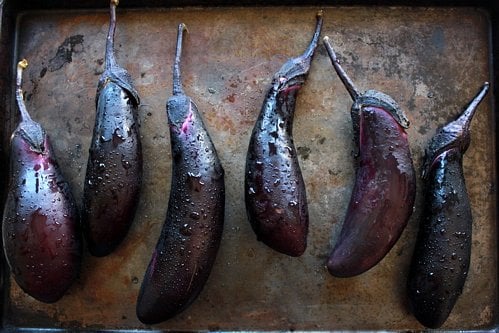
{"left": 407, "top": 83, "right": 489, "bottom": 329}
{"left": 82, "top": 0, "right": 142, "bottom": 256}
{"left": 323, "top": 36, "right": 416, "bottom": 277}
{"left": 244, "top": 12, "right": 323, "bottom": 257}
{"left": 136, "top": 23, "right": 225, "bottom": 325}
{"left": 2, "top": 59, "right": 82, "bottom": 303}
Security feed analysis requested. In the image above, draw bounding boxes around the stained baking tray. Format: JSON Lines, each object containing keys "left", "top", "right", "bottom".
{"left": 0, "top": 0, "right": 497, "bottom": 331}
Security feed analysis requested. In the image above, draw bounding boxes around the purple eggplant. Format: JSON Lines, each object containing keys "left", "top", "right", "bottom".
{"left": 323, "top": 36, "right": 416, "bottom": 277}
{"left": 244, "top": 12, "right": 323, "bottom": 257}
{"left": 82, "top": 0, "right": 142, "bottom": 256}
{"left": 1, "top": 59, "right": 82, "bottom": 303}
{"left": 407, "top": 83, "right": 489, "bottom": 329}
{"left": 136, "top": 23, "right": 225, "bottom": 324}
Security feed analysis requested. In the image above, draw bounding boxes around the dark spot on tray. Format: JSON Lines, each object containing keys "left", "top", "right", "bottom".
{"left": 316, "top": 45, "right": 328, "bottom": 57}
{"left": 226, "top": 94, "right": 236, "bottom": 103}
{"left": 39, "top": 67, "right": 47, "bottom": 78}
{"left": 431, "top": 27, "right": 446, "bottom": 54}
{"left": 94, "top": 58, "right": 105, "bottom": 75}
{"left": 141, "top": 72, "right": 146, "bottom": 78}
{"left": 48, "top": 35, "right": 85, "bottom": 72}
{"left": 328, "top": 169, "right": 340, "bottom": 176}
{"left": 66, "top": 120, "right": 73, "bottom": 135}
{"left": 208, "top": 325, "right": 221, "bottom": 331}
{"left": 418, "top": 123, "right": 430, "bottom": 135}
{"left": 297, "top": 146, "right": 311, "bottom": 160}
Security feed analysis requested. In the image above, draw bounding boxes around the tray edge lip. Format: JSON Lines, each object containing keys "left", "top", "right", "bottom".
{"left": 0, "top": 0, "right": 498, "bottom": 332}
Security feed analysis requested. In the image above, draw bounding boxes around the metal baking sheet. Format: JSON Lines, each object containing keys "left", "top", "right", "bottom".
{"left": 0, "top": 2, "right": 496, "bottom": 331}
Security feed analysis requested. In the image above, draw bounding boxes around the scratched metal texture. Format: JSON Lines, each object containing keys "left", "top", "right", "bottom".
{"left": 0, "top": 5, "right": 496, "bottom": 331}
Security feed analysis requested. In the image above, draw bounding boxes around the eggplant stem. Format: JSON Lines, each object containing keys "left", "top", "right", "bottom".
{"left": 16, "top": 59, "right": 32, "bottom": 123}
{"left": 323, "top": 36, "right": 361, "bottom": 101}
{"left": 105, "top": 0, "right": 118, "bottom": 70}
{"left": 456, "top": 82, "right": 490, "bottom": 131}
{"left": 173, "top": 23, "right": 188, "bottom": 96}
{"left": 299, "top": 11, "right": 323, "bottom": 61}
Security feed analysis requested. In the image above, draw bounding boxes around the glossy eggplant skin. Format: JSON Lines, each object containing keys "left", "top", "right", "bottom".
{"left": 82, "top": 0, "right": 142, "bottom": 257}
{"left": 136, "top": 24, "right": 225, "bottom": 325}
{"left": 82, "top": 81, "right": 141, "bottom": 256}
{"left": 323, "top": 37, "right": 416, "bottom": 277}
{"left": 328, "top": 101, "right": 416, "bottom": 277}
{"left": 2, "top": 60, "right": 81, "bottom": 303}
{"left": 407, "top": 83, "right": 489, "bottom": 329}
{"left": 407, "top": 149, "right": 471, "bottom": 328}
{"left": 245, "top": 12, "right": 323, "bottom": 257}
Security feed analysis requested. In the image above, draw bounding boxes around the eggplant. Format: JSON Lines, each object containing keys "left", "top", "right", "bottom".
{"left": 82, "top": 0, "right": 142, "bottom": 256}
{"left": 323, "top": 36, "right": 416, "bottom": 277}
{"left": 407, "top": 83, "right": 489, "bottom": 329}
{"left": 244, "top": 12, "right": 323, "bottom": 257}
{"left": 136, "top": 23, "right": 225, "bottom": 325}
{"left": 1, "top": 59, "right": 82, "bottom": 303}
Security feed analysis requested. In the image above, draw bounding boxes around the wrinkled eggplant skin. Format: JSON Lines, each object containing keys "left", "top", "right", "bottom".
{"left": 327, "top": 105, "right": 416, "bottom": 277}
{"left": 2, "top": 129, "right": 82, "bottom": 303}
{"left": 82, "top": 80, "right": 142, "bottom": 257}
{"left": 136, "top": 95, "right": 225, "bottom": 325}
{"left": 245, "top": 84, "right": 308, "bottom": 257}
{"left": 407, "top": 148, "right": 471, "bottom": 329}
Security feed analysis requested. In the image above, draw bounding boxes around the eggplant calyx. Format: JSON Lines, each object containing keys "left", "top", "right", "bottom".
{"left": 357, "top": 90, "right": 409, "bottom": 129}
{"left": 274, "top": 11, "right": 323, "bottom": 93}
{"left": 421, "top": 82, "right": 489, "bottom": 179}
{"left": 98, "top": 0, "right": 140, "bottom": 106}
{"left": 97, "top": 70, "right": 140, "bottom": 107}
{"left": 323, "top": 36, "right": 409, "bottom": 129}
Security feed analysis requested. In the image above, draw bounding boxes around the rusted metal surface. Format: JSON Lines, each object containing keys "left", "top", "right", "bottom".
{"left": 1, "top": 5, "right": 496, "bottom": 331}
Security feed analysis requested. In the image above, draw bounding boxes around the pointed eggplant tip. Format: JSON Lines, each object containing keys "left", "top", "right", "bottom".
{"left": 323, "top": 35, "right": 330, "bottom": 43}
{"left": 317, "top": 10, "right": 323, "bottom": 18}
{"left": 179, "top": 22, "right": 188, "bottom": 34}
{"left": 18, "top": 59, "right": 28, "bottom": 69}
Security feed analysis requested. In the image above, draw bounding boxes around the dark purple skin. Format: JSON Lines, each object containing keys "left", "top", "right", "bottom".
{"left": 2, "top": 60, "right": 82, "bottom": 303}
{"left": 244, "top": 12, "right": 323, "bottom": 257}
{"left": 407, "top": 83, "right": 489, "bottom": 329}
{"left": 323, "top": 37, "right": 416, "bottom": 277}
{"left": 82, "top": 0, "right": 142, "bottom": 257}
{"left": 136, "top": 23, "right": 225, "bottom": 325}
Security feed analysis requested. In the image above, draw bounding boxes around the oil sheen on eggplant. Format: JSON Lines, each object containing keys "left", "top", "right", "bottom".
{"left": 82, "top": 0, "right": 142, "bottom": 256}
{"left": 244, "top": 12, "right": 323, "bottom": 257}
{"left": 136, "top": 23, "right": 225, "bottom": 325}
{"left": 407, "top": 83, "right": 489, "bottom": 329}
{"left": 2, "top": 60, "right": 82, "bottom": 303}
{"left": 323, "top": 36, "right": 416, "bottom": 277}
